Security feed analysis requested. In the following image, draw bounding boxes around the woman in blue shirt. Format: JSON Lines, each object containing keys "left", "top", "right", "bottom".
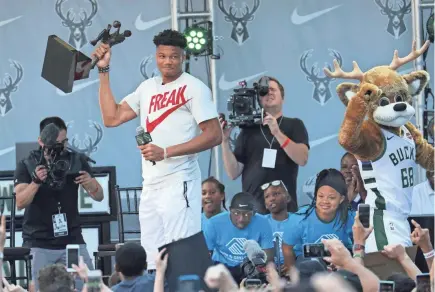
{"left": 282, "top": 168, "right": 355, "bottom": 269}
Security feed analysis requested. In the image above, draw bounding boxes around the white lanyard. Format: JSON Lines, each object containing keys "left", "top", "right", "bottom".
{"left": 260, "top": 117, "right": 283, "bottom": 149}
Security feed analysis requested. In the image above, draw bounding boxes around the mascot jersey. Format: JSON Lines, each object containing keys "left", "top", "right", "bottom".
{"left": 358, "top": 126, "right": 416, "bottom": 217}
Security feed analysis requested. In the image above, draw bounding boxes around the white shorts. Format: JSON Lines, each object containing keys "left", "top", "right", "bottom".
{"left": 139, "top": 178, "right": 201, "bottom": 269}
{"left": 365, "top": 209, "right": 412, "bottom": 253}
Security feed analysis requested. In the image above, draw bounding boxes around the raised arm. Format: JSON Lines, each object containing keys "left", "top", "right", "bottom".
{"left": 93, "top": 43, "right": 137, "bottom": 127}
{"left": 220, "top": 117, "right": 244, "bottom": 180}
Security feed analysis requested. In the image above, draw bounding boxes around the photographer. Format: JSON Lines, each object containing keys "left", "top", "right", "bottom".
{"left": 13, "top": 117, "right": 103, "bottom": 291}
{"left": 220, "top": 76, "right": 309, "bottom": 214}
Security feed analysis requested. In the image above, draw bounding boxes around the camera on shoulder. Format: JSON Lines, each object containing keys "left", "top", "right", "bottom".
{"left": 227, "top": 76, "right": 269, "bottom": 128}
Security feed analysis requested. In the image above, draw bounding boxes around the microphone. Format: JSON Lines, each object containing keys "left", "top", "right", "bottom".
{"left": 243, "top": 240, "right": 267, "bottom": 265}
{"left": 40, "top": 123, "right": 60, "bottom": 146}
{"left": 136, "top": 126, "right": 156, "bottom": 166}
{"left": 274, "top": 233, "right": 281, "bottom": 273}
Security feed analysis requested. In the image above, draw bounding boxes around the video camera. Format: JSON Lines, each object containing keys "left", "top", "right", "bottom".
{"left": 239, "top": 240, "right": 268, "bottom": 287}
{"left": 37, "top": 143, "right": 72, "bottom": 190}
{"left": 226, "top": 77, "right": 270, "bottom": 128}
{"left": 240, "top": 256, "right": 268, "bottom": 286}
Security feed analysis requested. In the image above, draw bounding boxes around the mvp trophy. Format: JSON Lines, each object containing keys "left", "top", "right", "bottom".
{"left": 41, "top": 20, "right": 131, "bottom": 94}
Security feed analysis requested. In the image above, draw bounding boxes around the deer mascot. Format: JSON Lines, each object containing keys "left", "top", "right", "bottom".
{"left": 324, "top": 40, "right": 434, "bottom": 252}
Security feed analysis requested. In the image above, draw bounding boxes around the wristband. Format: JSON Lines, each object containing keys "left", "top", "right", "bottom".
{"left": 280, "top": 138, "right": 291, "bottom": 148}
{"left": 353, "top": 253, "right": 363, "bottom": 259}
{"left": 164, "top": 148, "right": 168, "bottom": 160}
{"left": 352, "top": 244, "right": 365, "bottom": 252}
{"left": 98, "top": 65, "right": 110, "bottom": 73}
{"left": 31, "top": 171, "right": 43, "bottom": 185}
{"left": 423, "top": 249, "right": 435, "bottom": 259}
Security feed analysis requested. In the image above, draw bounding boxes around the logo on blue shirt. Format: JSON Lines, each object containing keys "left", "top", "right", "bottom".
{"left": 314, "top": 233, "right": 339, "bottom": 243}
{"left": 226, "top": 238, "right": 247, "bottom": 255}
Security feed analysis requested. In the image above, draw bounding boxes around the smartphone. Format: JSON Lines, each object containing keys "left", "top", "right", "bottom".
{"left": 358, "top": 204, "right": 370, "bottom": 228}
{"left": 416, "top": 273, "right": 431, "bottom": 292}
{"left": 244, "top": 279, "right": 262, "bottom": 288}
{"left": 87, "top": 270, "right": 102, "bottom": 292}
{"left": 303, "top": 243, "right": 330, "bottom": 258}
{"left": 68, "top": 173, "right": 81, "bottom": 181}
{"left": 177, "top": 274, "right": 201, "bottom": 292}
{"left": 379, "top": 280, "right": 395, "bottom": 292}
{"left": 66, "top": 244, "right": 80, "bottom": 272}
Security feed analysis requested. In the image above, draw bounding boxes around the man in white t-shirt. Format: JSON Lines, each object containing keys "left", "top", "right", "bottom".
{"left": 92, "top": 29, "right": 222, "bottom": 269}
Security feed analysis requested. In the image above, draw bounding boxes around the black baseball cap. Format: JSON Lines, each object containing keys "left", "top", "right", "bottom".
{"left": 229, "top": 192, "right": 255, "bottom": 211}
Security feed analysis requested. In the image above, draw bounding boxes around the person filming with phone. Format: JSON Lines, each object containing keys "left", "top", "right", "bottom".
{"left": 13, "top": 117, "right": 103, "bottom": 291}
{"left": 282, "top": 168, "right": 355, "bottom": 269}
{"left": 220, "top": 76, "right": 309, "bottom": 214}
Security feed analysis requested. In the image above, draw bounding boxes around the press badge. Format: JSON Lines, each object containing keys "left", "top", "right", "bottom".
{"left": 262, "top": 148, "right": 277, "bottom": 168}
{"left": 52, "top": 213, "right": 68, "bottom": 237}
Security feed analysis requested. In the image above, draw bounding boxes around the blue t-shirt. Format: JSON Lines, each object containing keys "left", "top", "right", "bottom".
{"left": 203, "top": 212, "right": 274, "bottom": 267}
{"left": 201, "top": 211, "right": 228, "bottom": 230}
{"left": 263, "top": 213, "right": 296, "bottom": 266}
{"left": 111, "top": 274, "right": 154, "bottom": 292}
{"left": 282, "top": 209, "right": 355, "bottom": 258}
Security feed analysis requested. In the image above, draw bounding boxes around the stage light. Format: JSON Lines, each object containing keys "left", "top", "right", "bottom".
{"left": 183, "top": 21, "right": 212, "bottom": 56}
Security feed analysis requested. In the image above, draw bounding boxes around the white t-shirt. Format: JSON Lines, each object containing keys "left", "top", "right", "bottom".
{"left": 122, "top": 72, "right": 218, "bottom": 185}
{"left": 410, "top": 180, "right": 434, "bottom": 215}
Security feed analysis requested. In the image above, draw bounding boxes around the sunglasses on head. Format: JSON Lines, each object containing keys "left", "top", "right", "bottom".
{"left": 261, "top": 180, "right": 288, "bottom": 192}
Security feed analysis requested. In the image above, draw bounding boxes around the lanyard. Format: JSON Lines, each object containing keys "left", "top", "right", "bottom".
{"left": 260, "top": 117, "right": 283, "bottom": 149}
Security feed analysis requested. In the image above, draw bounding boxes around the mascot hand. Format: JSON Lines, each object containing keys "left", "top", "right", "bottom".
{"left": 358, "top": 83, "right": 382, "bottom": 105}
{"left": 405, "top": 122, "right": 424, "bottom": 144}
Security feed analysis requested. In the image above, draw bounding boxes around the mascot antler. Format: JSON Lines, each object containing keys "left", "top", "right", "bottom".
{"left": 389, "top": 40, "right": 430, "bottom": 70}
{"left": 323, "top": 60, "right": 365, "bottom": 82}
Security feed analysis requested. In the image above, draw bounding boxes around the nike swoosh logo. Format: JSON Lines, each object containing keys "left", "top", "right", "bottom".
{"left": 387, "top": 136, "right": 394, "bottom": 140}
{"left": 291, "top": 5, "right": 342, "bottom": 25}
{"left": 0, "top": 16, "right": 22, "bottom": 28}
{"left": 0, "top": 146, "right": 15, "bottom": 157}
{"left": 135, "top": 14, "right": 171, "bottom": 31}
{"left": 146, "top": 99, "right": 191, "bottom": 133}
{"left": 56, "top": 79, "right": 99, "bottom": 96}
{"left": 219, "top": 71, "right": 268, "bottom": 91}
{"left": 309, "top": 133, "right": 338, "bottom": 148}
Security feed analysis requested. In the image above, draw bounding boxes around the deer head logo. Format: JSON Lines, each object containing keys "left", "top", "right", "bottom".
{"left": 139, "top": 56, "right": 159, "bottom": 80}
{"left": 0, "top": 60, "right": 23, "bottom": 117}
{"left": 67, "top": 120, "right": 103, "bottom": 156}
{"left": 55, "top": 0, "right": 98, "bottom": 49}
{"left": 217, "top": 0, "right": 260, "bottom": 46}
{"left": 374, "top": 0, "right": 411, "bottom": 39}
{"left": 300, "top": 49, "right": 343, "bottom": 106}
